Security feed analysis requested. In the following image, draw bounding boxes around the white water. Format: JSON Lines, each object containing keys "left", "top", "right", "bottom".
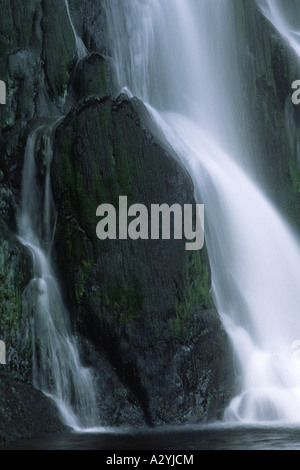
{"left": 257, "top": 1, "right": 300, "bottom": 173}
{"left": 257, "top": 0, "right": 300, "bottom": 57}
{"left": 104, "top": 0, "right": 300, "bottom": 423}
{"left": 65, "top": 0, "right": 87, "bottom": 61}
{"left": 18, "top": 122, "right": 99, "bottom": 429}
{"left": 16, "top": 5, "right": 99, "bottom": 429}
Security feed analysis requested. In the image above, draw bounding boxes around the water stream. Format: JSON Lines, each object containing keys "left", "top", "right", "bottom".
{"left": 16, "top": 2, "right": 98, "bottom": 430}
{"left": 18, "top": 121, "right": 99, "bottom": 430}
{"left": 64, "top": 0, "right": 88, "bottom": 61}
{"left": 104, "top": 0, "right": 300, "bottom": 423}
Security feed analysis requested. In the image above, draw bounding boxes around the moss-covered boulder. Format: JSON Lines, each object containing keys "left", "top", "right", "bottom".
{"left": 0, "top": 219, "right": 32, "bottom": 378}
{"left": 51, "top": 94, "right": 234, "bottom": 425}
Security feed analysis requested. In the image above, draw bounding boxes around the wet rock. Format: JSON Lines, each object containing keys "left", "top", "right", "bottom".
{"left": 51, "top": 94, "right": 234, "bottom": 425}
{"left": 0, "top": 0, "right": 235, "bottom": 437}
{"left": 0, "top": 371, "right": 65, "bottom": 444}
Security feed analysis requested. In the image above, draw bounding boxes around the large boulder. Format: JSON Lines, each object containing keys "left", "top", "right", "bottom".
{"left": 51, "top": 93, "right": 234, "bottom": 425}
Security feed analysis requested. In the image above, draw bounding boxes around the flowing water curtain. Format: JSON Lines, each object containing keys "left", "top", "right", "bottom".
{"left": 104, "top": 0, "right": 246, "bottom": 153}
{"left": 104, "top": 0, "right": 300, "bottom": 423}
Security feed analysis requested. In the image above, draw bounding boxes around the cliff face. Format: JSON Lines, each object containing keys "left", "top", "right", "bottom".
{"left": 2, "top": 0, "right": 300, "bottom": 441}
{"left": 0, "top": 0, "right": 75, "bottom": 440}
{"left": 228, "top": 1, "right": 300, "bottom": 227}
{"left": 0, "top": 0, "right": 235, "bottom": 438}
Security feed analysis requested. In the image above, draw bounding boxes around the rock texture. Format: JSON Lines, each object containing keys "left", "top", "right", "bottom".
{"left": 228, "top": 1, "right": 300, "bottom": 228}
{"left": 51, "top": 93, "right": 233, "bottom": 425}
{"left": 0, "top": 0, "right": 76, "bottom": 441}
{"left": 6, "top": 0, "right": 300, "bottom": 440}
{"left": 0, "top": 371, "right": 64, "bottom": 444}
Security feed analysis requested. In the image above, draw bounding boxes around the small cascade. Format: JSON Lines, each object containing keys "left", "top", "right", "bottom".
{"left": 64, "top": 0, "right": 88, "bottom": 61}
{"left": 18, "top": 121, "right": 99, "bottom": 429}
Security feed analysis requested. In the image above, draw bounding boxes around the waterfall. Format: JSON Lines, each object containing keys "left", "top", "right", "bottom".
{"left": 256, "top": 0, "right": 300, "bottom": 58}
{"left": 104, "top": 0, "right": 300, "bottom": 423}
{"left": 16, "top": 4, "right": 99, "bottom": 430}
{"left": 257, "top": 0, "right": 300, "bottom": 172}
{"left": 64, "top": 0, "right": 88, "bottom": 61}
{"left": 18, "top": 121, "right": 99, "bottom": 430}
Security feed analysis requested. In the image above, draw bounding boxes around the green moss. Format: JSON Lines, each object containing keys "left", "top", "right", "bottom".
{"left": 287, "top": 158, "right": 300, "bottom": 223}
{"left": 289, "top": 158, "right": 300, "bottom": 195}
{"left": 0, "top": 241, "right": 23, "bottom": 334}
{"left": 171, "top": 298, "right": 188, "bottom": 343}
{"left": 103, "top": 276, "right": 145, "bottom": 324}
{"left": 170, "top": 249, "right": 212, "bottom": 344}
{"left": 0, "top": 224, "right": 32, "bottom": 378}
{"left": 52, "top": 97, "right": 215, "bottom": 356}
{"left": 75, "top": 259, "right": 91, "bottom": 304}
{"left": 271, "top": 43, "right": 290, "bottom": 106}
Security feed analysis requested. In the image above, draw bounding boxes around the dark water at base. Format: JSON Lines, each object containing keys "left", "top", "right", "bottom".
{"left": 3, "top": 423, "right": 300, "bottom": 450}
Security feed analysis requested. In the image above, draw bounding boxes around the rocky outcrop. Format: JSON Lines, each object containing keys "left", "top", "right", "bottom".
{"left": 0, "top": 0, "right": 236, "bottom": 440}
{"left": 0, "top": 371, "right": 64, "bottom": 444}
{"left": 0, "top": 220, "right": 32, "bottom": 380}
{"left": 6, "top": 0, "right": 300, "bottom": 441}
{"left": 230, "top": 1, "right": 300, "bottom": 228}
{"left": 51, "top": 93, "right": 234, "bottom": 425}
{"left": 8, "top": 0, "right": 300, "bottom": 439}
{"left": 0, "top": 0, "right": 77, "bottom": 441}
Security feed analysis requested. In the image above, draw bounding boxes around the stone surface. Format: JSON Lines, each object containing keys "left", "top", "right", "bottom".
{"left": 51, "top": 94, "right": 234, "bottom": 425}
{"left": 9, "top": 0, "right": 299, "bottom": 440}
{"left": 0, "top": 371, "right": 65, "bottom": 444}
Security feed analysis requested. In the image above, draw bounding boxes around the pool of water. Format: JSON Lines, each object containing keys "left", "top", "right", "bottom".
{"left": 3, "top": 423, "right": 300, "bottom": 450}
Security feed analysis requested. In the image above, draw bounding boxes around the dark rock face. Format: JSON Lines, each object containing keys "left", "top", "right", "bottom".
{"left": 0, "top": 371, "right": 64, "bottom": 444}
{"left": 0, "top": 220, "right": 32, "bottom": 381}
{"left": 0, "top": 0, "right": 238, "bottom": 440}
{"left": 0, "top": 218, "right": 65, "bottom": 442}
{"left": 51, "top": 94, "right": 234, "bottom": 425}
{"left": 230, "top": 1, "right": 300, "bottom": 229}
{"left": 0, "top": 0, "right": 77, "bottom": 441}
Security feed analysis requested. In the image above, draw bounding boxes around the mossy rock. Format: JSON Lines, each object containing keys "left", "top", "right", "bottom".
{"left": 42, "top": 0, "right": 75, "bottom": 100}
{"left": 51, "top": 94, "right": 234, "bottom": 424}
{"left": 0, "top": 219, "right": 33, "bottom": 380}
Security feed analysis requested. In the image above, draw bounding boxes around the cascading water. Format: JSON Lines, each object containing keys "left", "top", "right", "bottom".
{"left": 257, "top": 0, "right": 300, "bottom": 57}
{"left": 65, "top": 0, "right": 88, "bottom": 61}
{"left": 16, "top": 2, "right": 99, "bottom": 430}
{"left": 257, "top": 1, "right": 300, "bottom": 174}
{"left": 104, "top": 0, "right": 300, "bottom": 423}
{"left": 18, "top": 122, "right": 99, "bottom": 430}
